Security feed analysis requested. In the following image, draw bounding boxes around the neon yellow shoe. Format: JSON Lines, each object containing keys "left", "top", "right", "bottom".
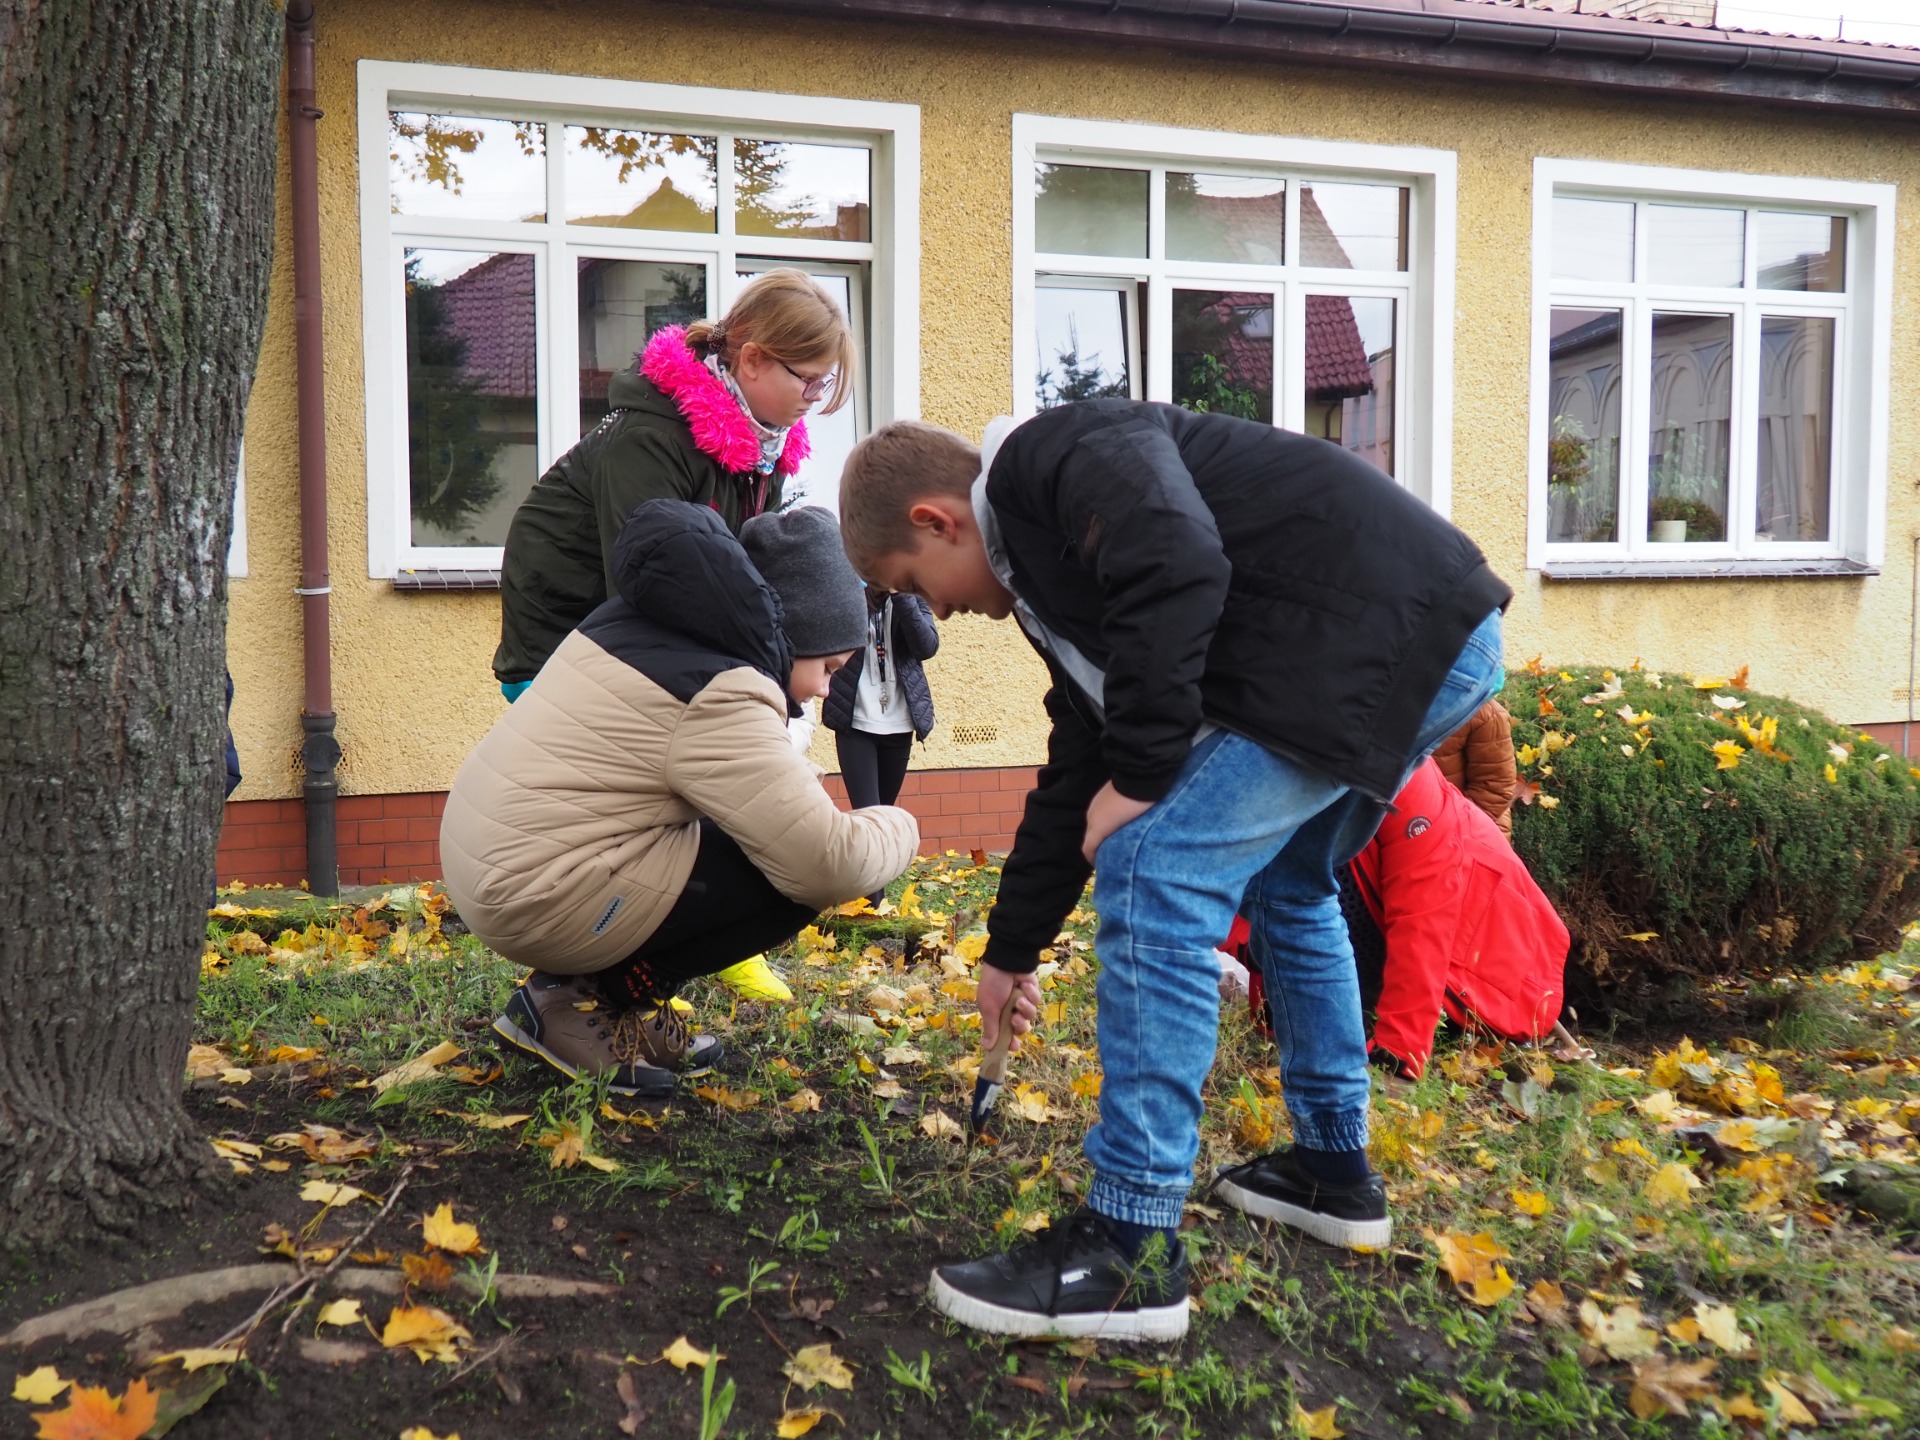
{"left": 713, "top": 954, "right": 793, "bottom": 1002}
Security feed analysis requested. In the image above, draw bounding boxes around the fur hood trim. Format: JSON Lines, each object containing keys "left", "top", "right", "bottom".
{"left": 640, "top": 327, "right": 810, "bottom": 478}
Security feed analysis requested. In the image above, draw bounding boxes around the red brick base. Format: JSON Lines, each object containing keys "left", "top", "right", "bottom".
{"left": 216, "top": 767, "right": 1039, "bottom": 889}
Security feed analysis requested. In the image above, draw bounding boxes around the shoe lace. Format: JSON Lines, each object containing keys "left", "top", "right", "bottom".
{"left": 604, "top": 1007, "right": 665, "bottom": 1065}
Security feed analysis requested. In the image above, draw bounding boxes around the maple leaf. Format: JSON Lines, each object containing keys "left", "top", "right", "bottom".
{"left": 1693, "top": 675, "right": 1728, "bottom": 690}
{"left": 920, "top": 1110, "right": 964, "bottom": 1139}
{"left": 13, "top": 1369, "right": 69, "bottom": 1405}
{"left": 776, "top": 1409, "right": 830, "bottom": 1437}
{"left": 693, "top": 1084, "right": 762, "bottom": 1112}
{"left": 1711, "top": 740, "right": 1743, "bottom": 770}
{"left": 784, "top": 1343, "right": 855, "bottom": 1391}
{"left": 661, "top": 1336, "right": 713, "bottom": 1370}
{"left": 1579, "top": 1300, "right": 1660, "bottom": 1360}
{"left": 1293, "top": 1402, "right": 1344, "bottom": 1438}
{"left": 1629, "top": 1355, "right": 1719, "bottom": 1419}
{"left": 32, "top": 1378, "right": 158, "bottom": 1440}
{"left": 881, "top": 1044, "right": 926, "bottom": 1067}
{"left": 1693, "top": 1302, "right": 1753, "bottom": 1355}
{"left": 397, "top": 1430, "right": 460, "bottom": 1440}
{"left": 783, "top": 1087, "right": 823, "bottom": 1113}
{"left": 380, "top": 1303, "right": 471, "bottom": 1363}
{"left": 1509, "top": 1188, "right": 1552, "bottom": 1217}
{"left": 1538, "top": 694, "right": 1558, "bottom": 716}
{"left": 1764, "top": 1377, "right": 1817, "bottom": 1425}
{"left": 401, "top": 1251, "right": 455, "bottom": 1293}
{"left": 1523, "top": 1280, "right": 1571, "bottom": 1327}
{"left": 315, "top": 1299, "right": 364, "bottom": 1328}
{"left": 1644, "top": 1161, "right": 1703, "bottom": 1210}
{"left": 1007, "top": 1085, "right": 1057, "bottom": 1123}
{"left": 421, "top": 1202, "right": 483, "bottom": 1256}
{"left": 1070, "top": 1071, "right": 1103, "bottom": 1099}
{"left": 300, "top": 1180, "right": 371, "bottom": 1208}
{"left": 371, "top": 1039, "right": 462, "bottom": 1094}
{"left": 150, "top": 1348, "right": 240, "bottom": 1372}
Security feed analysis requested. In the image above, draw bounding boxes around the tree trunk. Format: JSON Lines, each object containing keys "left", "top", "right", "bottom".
{"left": 0, "top": 0, "right": 283, "bottom": 1242}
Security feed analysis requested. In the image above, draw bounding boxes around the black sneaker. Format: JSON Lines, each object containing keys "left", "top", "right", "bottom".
{"left": 1211, "top": 1148, "right": 1391, "bottom": 1249}
{"left": 492, "top": 973, "right": 721, "bottom": 1099}
{"left": 927, "top": 1209, "right": 1189, "bottom": 1341}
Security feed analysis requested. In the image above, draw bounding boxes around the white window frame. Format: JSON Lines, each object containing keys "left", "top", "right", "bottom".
{"left": 1529, "top": 158, "right": 1894, "bottom": 573}
{"left": 1012, "top": 115, "right": 1458, "bottom": 512}
{"left": 358, "top": 61, "right": 920, "bottom": 579}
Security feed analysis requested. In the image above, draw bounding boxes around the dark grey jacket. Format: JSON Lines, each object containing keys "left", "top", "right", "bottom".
{"left": 821, "top": 594, "right": 939, "bottom": 741}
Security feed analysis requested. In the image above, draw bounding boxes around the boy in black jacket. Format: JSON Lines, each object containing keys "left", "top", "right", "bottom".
{"left": 840, "top": 402, "right": 1511, "bottom": 1341}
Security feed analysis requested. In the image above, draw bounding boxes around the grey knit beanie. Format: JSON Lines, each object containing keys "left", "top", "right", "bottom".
{"left": 740, "top": 506, "right": 869, "bottom": 657}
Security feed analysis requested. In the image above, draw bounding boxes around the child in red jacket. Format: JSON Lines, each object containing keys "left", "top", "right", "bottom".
{"left": 1236, "top": 757, "right": 1566, "bottom": 1078}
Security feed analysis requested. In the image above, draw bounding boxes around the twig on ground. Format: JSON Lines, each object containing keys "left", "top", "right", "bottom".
{"left": 209, "top": 1162, "right": 418, "bottom": 1357}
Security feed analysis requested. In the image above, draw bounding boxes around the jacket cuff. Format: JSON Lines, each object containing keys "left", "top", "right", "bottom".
{"left": 981, "top": 936, "right": 1040, "bottom": 975}
{"left": 1108, "top": 766, "right": 1180, "bottom": 804}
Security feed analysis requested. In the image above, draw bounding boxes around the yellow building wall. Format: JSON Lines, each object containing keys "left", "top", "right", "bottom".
{"left": 226, "top": 0, "right": 1920, "bottom": 800}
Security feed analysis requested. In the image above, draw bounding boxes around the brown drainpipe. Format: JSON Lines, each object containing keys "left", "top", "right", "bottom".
{"left": 287, "top": 0, "right": 340, "bottom": 896}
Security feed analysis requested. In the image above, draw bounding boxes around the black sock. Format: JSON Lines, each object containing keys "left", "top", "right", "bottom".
{"left": 1098, "top": 1213, "right": 1179, "bottom": 1262}
{"left": 1294, "top": 1145, "right": 1373, "bottom": 1187}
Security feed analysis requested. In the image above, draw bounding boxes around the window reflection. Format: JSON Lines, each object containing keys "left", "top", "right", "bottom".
{"left": 1172, "top": 290, "right": 1272, "bottom": 424}
{"left": 566, "top": 126, "right": 716, "bottom": 231}
{"left": 1552, "top": 197, "right": 1634, "bottom": 284}
{"left": 1648, "top": 205, "right": 1744, "bottom": 288}
{"left": 1647, "top": 312, "right": 1733, "bottom": 542}
{"left": 1035, "top": 164, "right": 1148, "bottom": 258}
{"left": 1756, "top": 314, "right": 1834, "bottom": 542}
{"left": 579, "top": 260, "right": 707, "bottom": 435}
{"left": 735, "top": 141, "right": 870, "bottom": 241}
{"left": 745, "top": 266, "right": 861, "bottom": 511}
{"left": 1167, "top": 173, "right": 1285, "bottom": 264}
{"left": 390, "top": 113, "right": 546, "bottom": 223}
{"left": 1757, "top": 213, "right": 1845, "bottom": 293}
{"left": 404, "top": 248, "right": 540, "bottom": 548}
{"left": 1304, "top": 296, "right": 1394, "bottom": 476}
{"left": 1299, "top": 183, "right": 1407, "bottom": 271}
{"left": 1035, "top": 284, "right": 1134, "bottom": 408}
{"left": 1546, "top": 307, "right": 1623, "bottom": 544}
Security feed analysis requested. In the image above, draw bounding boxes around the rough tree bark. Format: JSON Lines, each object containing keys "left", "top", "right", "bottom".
{"left": 0, "top": 1, "right": 284, "bottom": 1242}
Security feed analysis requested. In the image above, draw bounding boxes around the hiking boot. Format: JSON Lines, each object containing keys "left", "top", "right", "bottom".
{"left": 1211, "top": 1148, "right": 1391, "bottom": 1249}
{"left": 491, "top": 973, "right": 721, "bottom": 1099}
{"left": 713, "top": 954, "right": 793, "bottom": 1003}
{"left": 927, "top": 1209, "right": 1189, "bottom": 1341}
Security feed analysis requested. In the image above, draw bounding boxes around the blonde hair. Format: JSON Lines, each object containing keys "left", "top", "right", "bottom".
{"left": 839, "top": 420, "right": 981, "bottom": 570}
{"left": 686, "top": 269, "right": 856, "bottom": 415}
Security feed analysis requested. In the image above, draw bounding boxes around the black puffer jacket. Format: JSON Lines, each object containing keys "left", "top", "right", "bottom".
{"left": 980, "top": 399, "right": 1513, "bottom": 974}
{"left": 821, "top": 594, "right": 939, "bottom": 741}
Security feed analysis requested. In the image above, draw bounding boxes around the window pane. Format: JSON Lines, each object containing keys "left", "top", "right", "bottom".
{"left": 1299, "top": 183, "right": 1407, "bottom": 271}
{"left": 1757, "top": 213, "right": 1845, "bottom": 293}
{"left": 565, "top": 126, "right": 716, "bottom": 231}
{"left": 1756, "top": 315, "right": 1834, "bottom": 542}
{"left": 746, "top": 266, "right": 862, "bottom": 512}
{"left": 1648, "top": 205, "right": 1744, "bottom": 288}
{"left": 1553, "top": 197, "right": 1634, "bottom": 283}
{"left": 1303, "top": 295, "right": 1395, "bottom": 477}
{"left": 579, "top": 260, "right": 707, "bottom": 434}
{"left": 1546, "top": 308, "right": 1623, "bottom": 544}
{"left": 1648, "top": 312, "right": 1733, "bottom": 543}
{"left": 1172, "top": 290, "right": 1272, "bottom": 425}
{"left": 404, "top": 249, "right": 540, "bottom": 548}
{"left": 1035, "top": 284, "right": 1132, "bottom": 408}
{"left": 389, "top": 113, "right": 545, "bottom": 222}
{"left": 735, "top": 140, "right": 870, "bottom": 241}
{"left": 1035, "top": 163, "right": 1147, "bottom": 258}
{"left": 1167, "top": 173, "right": 1285, "bottom": 264}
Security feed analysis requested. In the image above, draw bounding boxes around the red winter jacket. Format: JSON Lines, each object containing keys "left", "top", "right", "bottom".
{"left": 1348, "top": 759, "right": 1567, "bottom": 1077}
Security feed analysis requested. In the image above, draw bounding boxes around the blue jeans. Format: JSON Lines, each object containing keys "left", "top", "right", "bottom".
{"left": 1083, "top": 610, "right": 1505, "bottom": 1229}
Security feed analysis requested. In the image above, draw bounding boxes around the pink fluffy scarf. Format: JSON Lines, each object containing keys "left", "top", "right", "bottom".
{"left": 640, "top": 326, "right": 810, "bottom": 478}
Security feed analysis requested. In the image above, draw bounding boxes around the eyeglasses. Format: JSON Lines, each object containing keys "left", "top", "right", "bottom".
{"left": 779, "top": 360, "right": 835, "bottom": 403}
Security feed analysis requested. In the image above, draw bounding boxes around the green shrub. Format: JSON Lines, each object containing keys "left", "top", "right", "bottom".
{"left": 1502, "top": 662, "right": 1920, "bottom": 1007}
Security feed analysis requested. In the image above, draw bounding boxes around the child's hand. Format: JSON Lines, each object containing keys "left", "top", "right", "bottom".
{"left": 977, "top": 963, "right": 1041, "bottom": 1054}
{"left": 1082, "top": 781, "right": 1155, "bottom": 863}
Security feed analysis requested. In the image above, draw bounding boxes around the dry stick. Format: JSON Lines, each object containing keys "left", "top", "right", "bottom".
{"left": 210, "top": 1162, "right": 418, "bottom": 1355}
{"left": 433, "top": 1326, "right": 528, "bottom": 1392}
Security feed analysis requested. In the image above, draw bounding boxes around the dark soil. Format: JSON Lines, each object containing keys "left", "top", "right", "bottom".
{"left": 0, "top": 1065, "right": 1491, "bottom": 1440}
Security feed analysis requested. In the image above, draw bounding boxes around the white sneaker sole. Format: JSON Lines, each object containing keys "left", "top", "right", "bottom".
{"left": 926, "top": 1270, "right": 1189, "bottom": 1342}
{"left": 491, "top": 1014, "right": 710, "bottom": 1098}
{"left": 1212, "top": 1175, "right": 1392, "bottom": 1250}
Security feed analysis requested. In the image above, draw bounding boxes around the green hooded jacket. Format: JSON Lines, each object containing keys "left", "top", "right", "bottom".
{"left": 492, "top": 357, "right": 790, "bottom": 685}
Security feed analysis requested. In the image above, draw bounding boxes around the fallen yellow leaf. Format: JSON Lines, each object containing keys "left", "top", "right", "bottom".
{"left": 300, "top": 1180, "right": 371, "bottom": 1208}
{"left": 920, "top": 1111, "right": 964, "bottom": 1140}
{"left": 12, "top": 1368, "right": 69, "bottom": 1405}
{"left": 776, "top": 1410, "right": 830, "bottom": 1438}
{"left": 783, "top": 1087, "right": 823, "bottom": 1113}
{"left": 1643, "top": 1161, "right": 1703, "bottom": 1210}
{"left": 1693, "top": 1301, "right": 1752, "bottom": 1355}
{"left": 1509, "top": 1188, "right": 1552, "bottom": 1217}
{"left": 421, "top": 1202, "right": 483, "bottom": 1256}
{"left": 380, "top": 1304, "right": 471, "bottom": 1363}
{"left": 662, "top": 1335, "right": 713, "bottom": 1370}
{"left": 785, "top": 1342, "right": 855, "bottom": 1391}
{"left": 372, "top": 1039, "right": 462, "bottom": 1094}
{"left": 29, "top": 1378, "right": 157, "bottom": 1440}
{"left": 315, "top": 1299, "right": 364, "bottom": 1328}
{"left": 1629, "top": 1354, "right": 1719, "bottom": 1419}
{"left": 1293, "top": 1402, "right": 1344, "bottom": 1438}
{"left": 1764, "top": 1378, "right": 1816, "bottom": 1426}
{"left": 150, "top": 1348, "right": 240, "bottom": 1373}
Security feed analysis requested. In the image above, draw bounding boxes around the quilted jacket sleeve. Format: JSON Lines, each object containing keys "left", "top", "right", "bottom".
{"left": 666, "top": 669, "right": 919, "bottom": 907}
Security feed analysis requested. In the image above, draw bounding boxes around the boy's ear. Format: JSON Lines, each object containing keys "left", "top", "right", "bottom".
{"left": 906, "top": 497, "right": 968, "bottom": 542}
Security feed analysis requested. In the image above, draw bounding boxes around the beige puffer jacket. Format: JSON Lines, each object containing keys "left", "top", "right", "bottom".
{"left": 441, "top": 502, "right": 917, "bottom": 974}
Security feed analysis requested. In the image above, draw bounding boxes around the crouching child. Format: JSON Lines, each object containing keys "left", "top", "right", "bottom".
{"left": 441, "top": 500, "right": 918, "bottom": 1097}
{"left": 839, "top": 402, "right": 1511, "bottom": 1341}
